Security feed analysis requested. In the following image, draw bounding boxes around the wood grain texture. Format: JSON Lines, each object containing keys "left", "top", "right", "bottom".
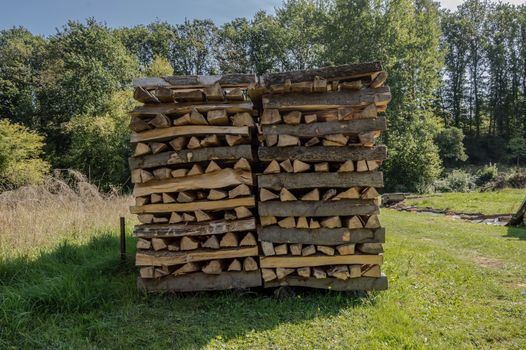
{"left": 133, "top": 218, "right": 256, "bottom": 238}
{"left": 130, "top": 196, "right": 255, "bottom": 214}
{"left": 133, "top": 74, "right": 257, "bottom": 89}
{"left": 257, "top": 172, "right": 383, "bottom": 190}
{"left": 264, "top": 274, "right": 388, "bottom": 291}
{"left": 131, "top": 125, "right": 250, "bottom": 143}
{"left": 258, "top": 145, "right": 387, "bottom": 162}
{"left": 258, "top": 199, "right": 378, "bottom": 217}
{"left": 131, "top": 102, "right": 253, "bottom": 117}
{"left": 260, "top": 254, "right": 383, "bottom": 268}
{"left": 257, "top": 227, "right": 385, "bottom": 245}
{"left": 136, "top": 246, "right": 258, "bottom": 266}
{"left": 261, "top": 117, "right": 386, "bottom": 137}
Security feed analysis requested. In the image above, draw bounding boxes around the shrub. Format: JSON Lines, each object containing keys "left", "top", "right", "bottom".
{"left": 0, "top": 119, "right": 50, "bottom": 187}
{"left": 476, "top": 163, "right": 498, "bottom": 186}
{"left": 433, "top": 169, "right": 476, "bottom": 192}
{"left": 435, "top": 127, "right": 468, "bottom": 163}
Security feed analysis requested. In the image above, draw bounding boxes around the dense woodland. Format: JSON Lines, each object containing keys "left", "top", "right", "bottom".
{"left": 0, "top": 0, "right": 525, "bottom": 192}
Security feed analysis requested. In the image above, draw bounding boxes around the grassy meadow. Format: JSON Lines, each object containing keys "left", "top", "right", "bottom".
{"left": 404, "top": 188, "right": 525, "bottom": 215}
{"left": 1, "top": 184, "right": 526, "bottom": 349}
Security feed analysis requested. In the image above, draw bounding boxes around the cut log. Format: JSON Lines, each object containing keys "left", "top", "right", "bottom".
{"left": 327, "top": 265, "right": 349, "bottom": 280}
{"left": 172, "top": 90, "right": 204, "bottom": 102}
{"left": 356, "top": 160, "right": 368, "bottom": 172}
{"left": 225, "top": 88, "right": 244, "bottom": 101}
{"left": 131, "top": 169, "right": 154, "bottom": 184}
{"left": 183, "top": 213, "right": 196, "bottom": 222}
{"left": 174, "top": 262, "right": 200, "bottom": 276}
{"left": 234, "top": 158, "right": 251, "bottom": 171}
{"left": 356, "top": 243, "right": 384, "bottom": 254}
{"left": 347, "top": 216, "right": 363, "bottom": 229}
{"left": 260, "top": 216, "right": 277, "bottom": 227}
{"left": 274, "top": 244, "right": 288, "bottom": 255}
{"left": 297, "top": 267, "right": 311, "bottom": 278}
{"left": 261, "top": 109, "right": 281, "bottom": 125}
{"left": 174, "top": 113, "right": 192, "bottom": 126}
{"left": 234, "top": 206, "right": 253, "bottom": 219}
{"left": 152, "top": 238, "right": 168, "bottom": 251}
{"left": 129, "top": 116, "right": 152, "bottom": 132}
{"left": 135, "top": 196, "right": 150, "bottom": 206}
{"left": 278, "top": 217, "right": 296, "bottom": 228}
{"left": 171, "top": 169, "right": 189, "bottom": 179}
{"left": 204, "top": 83, "right": 224, "bottom": 101}
{"left": 314, "top": 162, "right": 329, "bottom": 172}
{"left": 264, "top": 274, "right": 388, "bottom": 290}
{"left": 258, "top": 145, "right": 387, "bottom": 162}
{"left": 309, "top": 218, "right": 321, "bottom": 229}
{"left": 152, "top": 216, "right": 169, "bottom": 223}
{"left": 279, "top": 188, "right": 297, "bottom": 202}
{"left": 169, "top": 137, "right": 187, "bottom": 151}
{"left": 225, "top": 134, "right": 246, "bottom": 146}
{"left": 162, "top": 192, "right": 177, "bottom": 203}
{"left": 243, "top": 257, "right": 258, "bottom": 271}
{"left": 180, "top": 236, "right": 200, "bottom": 250}
{"left": 132, "top": 124, "right": 250, "bottom": 143}
{"left": 290, "top": 244, "right": 302, "bottom": 256}
{"left": 150, "top": 193, "right": 162, "bottom": 203}
{"left": 296, "top": 216, "right": 309, "bottom": 228}
{"left": 312, "top": 267, "right": 327, "bottom": 279}
{"left": 266, "top": 134, "right": 278, "bottom": 147}
{"left": 169, "top": 212, "right": 183, "bottom": 224}
{"left": 231, "top": 112, "right": 255, "bottom": 127}
{"left": 367, "top": 160, "right": 380, "bottom": 171}
{"left": 261, "top": 241, "right": 276, "bottom": 256}
{"left": 150, "top": 142, "right": 168, "bottom": 154}
{"left": 304, "top": 114, "right": 317, "bottom": 124}
{"left": 336, "top": 244, "right": 356, "bottom": 255}
{"left": 239, "top": 232, "right": 257, "bottom": 246}
{"left": 202, "top": 260, "right": 223, "bottom": 274}
{"left": 153, "top": 167, "right": 171, "bottom": 180}
{"left": 208, "top": 189, "right": 227, "bottom": 200}
{"left": 260, "top": 188, "right": 279, "bottom": 202}
{"left": 134, "top": 86, "right": 159, "bottom": 103}
{"left": 260, "top": 254, "right": 383, "bottom": 268}
{"left": 279, "top": 159, "right": 293, "bottom": 173}
{"left": 200, "top": 134, "right": 220, "bottom": 148}
{"left": 283, "top": 111, "right": 302, "bottom": 125}
{"left": 153, "top": 87, "right": 174, "bottom": 103}
{"left": 341, "top": 80, "right": 362, "bottom": 90}
{"left": 322, "top": 189, "right": 337, "bottom": 200}
{"left": 359, "top": 130, "right": 380, "bottom": 147}
{"left": 187, "top": 136, "right": 202, "bottom": 150}
{"left": 301, "top": 245, "right": 316, "bottom": 256}
{"left": 190, "top": 108, "right": 208, "bottom": 125}
{"left": 140, "top": 266, "right": 155, "bottom": 279}
{"left": 338, "top": 160, "right": 355, "bottom": 172}
{"left": 263, "top": 160, "right": 281, "bottom": 174}
{"left": 262, "top": 268, "right": 277, "bottom": 282}
{"left": 290, "top": 81, "right": 313, "bottom": 92}
{"left": 362, "top": 264, "right": 381, "bottom": 277}
{"left": 317, "top": 245, "right": 335, "bottom": 256}
{"left": 202, "top": 235, "right": 220, "bottom": 249}
{"left": 220, "top": 232, "right": 239, "bottom": 247}
{"left": 134, "top": 218, "right": 256, "bottom": 238}
{"left": 293, "top": 160, "right": 310, "bottom": 173}
{"left": 136, "top": 247, "right": 259, "bottom": 267}
{"left": 300, "top": 189, "right": 319, "bottom": 201}
{"left": 324, "top": 134, "right": 349, "bottom": 146}
{"left": 353, "top": 103, "right": 378, "bottom": 119}
{"left": 370, "top": 71, "right": 388, "bottom": 88}
{"left": 305, "top": 137, "right": 320, "bottom": 147}
{"left": 361, "top": 187, "right": 380, "bottom": 199}
{"left": 349, "top": 265, "right": 362, "bottom": 278}
{"left": 136, "top": 238, "right": 151, "bottom": 250}
{"left": 228, "top": 259, "right": 242, "bottom": 271}
{"left": 229, "top": 184, "right": 251, "bottom": 199}
{"left": 177, "top": 191, "right": 196, "bottom": 203}
{"left": 365, "top": 215, "right": 380, "bottom": 228}
{"left": 149, "top": 113, "right": 171, "bottom": 128}
{"left": 207, "top": 109, "right": 229, "bottom": 125}
{"left": 320, "top": 216, "right": 342, "bottom": 228}
{"left": 195, "top": 210, "right": 212, "bottom": 222}
{"left": 205, "top": 160, "right": 221, "bottom": 173}
{"left": 276, "top": 268, "right": 295, "bottom": 280}
{"left": 134, "top": 143, "right": 151, "bottom": 157}
{"left": 132, "top": 197, "right": 255, "bottom": 215}
{"left": 334, "top": 187, "right": 361, "bottom": 200}
{"left": 277, "top": 135, "right": 300, "bottom": 147}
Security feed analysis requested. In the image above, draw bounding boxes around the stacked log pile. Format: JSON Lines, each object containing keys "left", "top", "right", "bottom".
{"left": 129, "top": 74, "right": 262, "bottom": 292}
{"left": 254, "top": 62, "right": 390, "bottom": 290}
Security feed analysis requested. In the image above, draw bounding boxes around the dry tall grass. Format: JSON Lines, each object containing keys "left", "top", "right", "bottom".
{"left": 0, "top": 170, "right": 133, "bottom": 258}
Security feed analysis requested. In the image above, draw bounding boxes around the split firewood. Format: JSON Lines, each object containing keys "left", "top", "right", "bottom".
{"left": 174, "top": 113, "right": 192, "bottom": 126}
{"left": 131, "top": 169, "right": 154, "bottom": 184}
{"left": 262, "top": 268, "right": 277, "bottom": 282}
{"left": 283, "top": 111, "right": 302, "bottom": 125}
{"left": 321, "top": 216, "right": 342, "bottom": 228}
{"left": 328, "top": 265, "right": 349, "bottom": 280}
{"left": 334, "top": 187, "right": 361, "bottom": 200}
{"left": 359, "top": 131, "right": 380, "bottom": 147}
{"left": 180, "top": 236, "right": 199, "bottom": 250}
{"left": 202, "top": 235, "right": 220, "bottom": 249}
{"left": 187, "top": 164, "right": 203, "bottom": 176}
{"left": 227, "top": 259, "right": 242, "bottom": 271}
{"left": 266, "top": 134, "right": 278, "bottom": 147}
{"left": 324, "top": 134, "right": 349, "bottom": 147}
{"left": 171, "top": 168, "right": 188, "bottom": 178}
{"left": 341, "top": 80, "right": 362, "bottom": 90}
{"left": 226, "top": 134, "right": 246, "bottom": 146}
{"left": 301, "top": 245, "right": 316, "bottom": 256}
{"left": 274, "top": 244, "right": 288, "bottom": 255}
{"left": 162, "top": 192, "right": 177, "bottom": 203}
{"left": 202, "top": 260, "right": 223, "bottom": 274}
{"left": 243, "top": 257, "right": 258, "bottom": 271}
{"left": 187, "top": 136, "right": 202, "bottom": 150}
{"left": 261, "top": 241, "right": 276, "bottom": 256}
{"left": 312, "top": 267, "right": 327, "bottom": 279}
{"left": 305, "top": 137, "right": 320, "bottom": 147}
{"left": 229, "top": 184, "right": 251, "bottom": 199}
{"left": 200, "top": 134, "right": 220, "bottom": 147}
{"left": 346, "top": 216, "right": 363, "bottom": 229}
{"left": 169, "top": 137, "right": 187, "bottom": 151}
{"left": 169, "top": 212, "right": 183, "bottom": 224}
{"left": 317, "top": 245, "right": 335, "bottom": 256}
{"left": 135, "top": 196, "right": 150, "bottom": 206}
{"left": 261, "top": 109, "right": 281, "bottom": 125}
{"left": 234, "top": 158, "right": 251, "bottom": 171}
{"left": 336, "top": 244, "right": 356, "bottom": 255}
{"left": 239, "top": 232, "right": 257, "bottom": 246}
{"left": 322, "top": 189, "right": 337, "bottom": 200}
{"left": 140, "top": 266, "right": 155, "bottom": 279}
{"left": 290, "top": 243, "right": 302, "bottom": 256}
{"left": 280, "top": 188, "right": 297, "bottom": 201}
{"left": 205, "top": 160, "right": 221, "bottom": 173}
{"left": 182, "top": 212, "right": 196, "bottom": 222}
{"left": 301, "top": 188, "right": 319, "bottom": 201}
{"left": 220, "top": 232, "right": 239, "bottom": 247}
{"left": 260, "top": 188, "right": 279, "bottom": 202}
{"left": 154, "top": 268, "right": 169, "bottom": 278}
{"left": 195, "top": 210, "right": 212, "bottom": 222}
{"left": 174, "top": 262, "right": 200, "bottom": 276}
{"left": 235, "top": 206, "right": 252, "bottom": 219}
{"left": 309, "top": 218, "right": 321, "bottom": 229}
{"left": 208, "top": 189, "right": 227, "bottom": 200}
{"left": 207, "top": 109, "right": 229, "bottom": 125}
{"left": 314, "top": 162, "right": 329, "bottom": 172}
{"left": 290, "top": 81, "right": 313, "bottom": 93}
{"left": 153, "top": 167, "right": 171, "bottom": 180}
{"left": 304, "top": 114, "right": 317, "bottom": 124}
{"left": 150, "top": 193, "right": 162, "bottom": 203}
{"left": 134, "top": 143, "right": 151, "bottom": 157}
{"left": 136, "top": 238, "right": 151, "bottom": 250}
{"left": 362, "top": 264, "right": 381, "bottom": 277}
{"left": 276, "top": 267, "right": 295, "bottom": 280}
{"left": 296, "top": 216, "right": 309, "bottom": 228}
{"left": 338, "top": 160, "right": 355, "bottom": 172}
{"left": 150, "top": 142, "right": 168, "bottom": 154}
{"left": 354, "top": 103, "right": 377, "bottom": 119}
{"left": 370, "top": 71, "right": 388, "bottom": 88}
{"left": 190, "top": 109, "right": 208, "bottom": 125}
{"left": 151, "top": 238, "right": 167, "bottom": 251}
{"left": 152, "top": 216, "right": 169, "bottom": 223}
{"left": 337, "top": 107, "right": 354, "bottom": 120}
{"left": 356, "top": 160, "right": 368, "bottom": 172}
{"left": 224, "top": 211, "right": 236, "bottom": 220}
{"left": 367, "top": 160, "right": 380, "bottom": 171}
{"left": 263, "top": 160, "right": 281, "bottom": 174}
{"left": 129, "top": 116, "right": 151, "bottom": 132}
{"left": 149, "top": 113, "right": 171, "bottom": 128}
{"left": 278, "top": 216, "right": 296, "bottom": 228}
{"left": 349, "top": 265, "right": 362, "bottom": 278}
{"left": 231, "top": 112, "right": 255, "bottom": 127}
{"left": 167, "top": 243, "right": 180, "bottom": 251}
{"left": 293, "top": 160, "right": 310, "bottom": 173}
{"left": 313, "top": 76, "right": 327, "bottom": 92}
{"left": 361, "top": 187, "right": 380, "bottom": 199}
{"left": 153, "top": 87, "right": 174, "bottom": 103}
{"left": 318, "top": 110, "right": 339, "bottom": 122}
{"left": 279, "top": 159, "right": 293, "bottom": 173}
{"left": 172, "top": 89, "right": 204, "bottom": 102}
{"left": 277, "top": 135, "right": 300, "bottom": 147}
{"left": 260, "top": 216, "right": 277, "bottom": 226}
{"left": 176, "top": 191, "right": 195, "bottom": 203}
{"left": 204, "top": 83, "right": 224, "bottom": 101}
{"left": 365, "top": 215, "right": 380, "bottom": 228}
{"left": 357, "top": 243, "right": 384, "bottom": 254}
{"left": 297, "top": 267, "right": 311, "bottom": 278}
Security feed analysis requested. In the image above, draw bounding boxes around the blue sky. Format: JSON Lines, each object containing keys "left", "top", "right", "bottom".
{"left": 0, "top": 0, "right": 524, "bottom": 36}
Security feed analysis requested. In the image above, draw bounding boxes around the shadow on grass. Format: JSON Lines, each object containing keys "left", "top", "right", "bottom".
{"left": 0, "top": 233, "right": 376, "bottom": 349}
{"left": 505, "top": 225, "right": 526, "bottom": 240}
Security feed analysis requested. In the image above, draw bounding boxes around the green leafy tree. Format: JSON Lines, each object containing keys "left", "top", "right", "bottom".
{"left": 435, "top": 126, "right": 468, "bottom": 163}
{"left": 507, "top": 136, "right": 526, "bottom": 165}
{"left": 0, "top": 119, "right": 50, "bottom": 187}
{"left": 145, "top": 55, "right": 174, "bottom": 76}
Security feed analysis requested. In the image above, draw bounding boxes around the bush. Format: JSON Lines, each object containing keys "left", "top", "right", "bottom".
{"left": 435, "top": 127, "right": 468, "bottom": 164}
{"left": 476, "top": 163, "right": 498, "bottom": 186}
{"left": 433, "top": 169, "right": 476, "bottom": 192}
{"left": 0, "top": 119, "right": 50, "bottom": 187}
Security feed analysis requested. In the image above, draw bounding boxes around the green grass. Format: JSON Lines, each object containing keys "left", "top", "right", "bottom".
{"left": 404, "top": 188, "right": 525, "bottom": 215}
{"left": 1, "top": 210, "right": 525, "bottom": 349}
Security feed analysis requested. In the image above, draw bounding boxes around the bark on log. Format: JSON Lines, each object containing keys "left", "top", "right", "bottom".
{"left": 133, "top": 218, "right": 256, "bottom": 237}
{"left": 264, "top": 275, "right": 387, "bottom": 291}
{"left": 258, "top": 146, "right": 387, "bottom": 162}
{"left": 261, "top": 117, "right": 386, "bottom": 137}
{"left": 257, "top": 172, "right": 384, "bottom": 190}
{"left": 257, "top": 227, "right": 385, "bottom": 245}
